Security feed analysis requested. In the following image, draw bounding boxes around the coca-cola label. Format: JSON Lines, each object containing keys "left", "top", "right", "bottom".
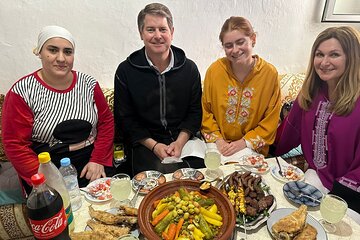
{"left": 29, "top": 207, "right": 67, "bottom": 239}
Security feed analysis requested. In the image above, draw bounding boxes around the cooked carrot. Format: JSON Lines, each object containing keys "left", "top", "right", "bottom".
{"left": 175, "top": 218, "right": 184, "bottom": 239}
{"left": 151, "top": 209, "right": 170, "bottom": 226}
{"left": 153, "top": 199, "right": 161, "bottom": 208}
{"left": 174, "top": 191, "right": 180, "bottom": 197}
{"left": 162, "top": 231, "right": 170, "bottom": 240}
{"left": 167, "top": 223, "right": 177, "bottom": 240}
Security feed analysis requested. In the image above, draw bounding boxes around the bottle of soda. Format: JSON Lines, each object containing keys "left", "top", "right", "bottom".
{"left": 59, "top": 157, "right": 82, "bottom": 211}
{"left": 37, "top": 152, "right": 75, "bottom": 232}
{"left": 26, "top": 173, "right": 70, "bottom": 239}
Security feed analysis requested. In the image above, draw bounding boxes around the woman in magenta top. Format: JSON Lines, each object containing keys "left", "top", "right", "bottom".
{"left": 275, "top": 26, "right": 360, "bottom": 213}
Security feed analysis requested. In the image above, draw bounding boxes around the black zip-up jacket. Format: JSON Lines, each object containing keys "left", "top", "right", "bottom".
{"left": 114, "top": 45, "right": 202, "bottom": 145}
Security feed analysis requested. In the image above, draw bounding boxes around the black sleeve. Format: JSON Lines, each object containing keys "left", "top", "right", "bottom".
{"left": 330, "top": 181, "right": 360, "bottom": 214}
{"left": 114, "top": 64, "right": 151, "bottom": 144}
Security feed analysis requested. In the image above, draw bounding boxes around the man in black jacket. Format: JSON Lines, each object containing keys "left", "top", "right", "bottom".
{"left": 114, "top": 3, "right": 204, "bottom": 176}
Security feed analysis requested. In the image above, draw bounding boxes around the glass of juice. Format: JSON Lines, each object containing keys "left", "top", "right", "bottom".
{"left": 110, "top": 173, "right": 132, "bottom": 207}
{"left": 319, "top": 194, "right": 348, "bottom": 233}
{"left": 204, "top": 148, "right": 223, "bottom": 180}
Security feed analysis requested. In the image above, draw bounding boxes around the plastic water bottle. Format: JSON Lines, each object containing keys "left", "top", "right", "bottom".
{"left": 26, "top": 173, "right": 70, "bottom": 240}
{"left": 59, "top": 157, "right": 82, "bottom": 212}
{"left": 37, "top": 152, "right": 75, "bottom": 232}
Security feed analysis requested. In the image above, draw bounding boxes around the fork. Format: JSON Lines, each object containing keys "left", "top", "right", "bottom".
{"left": 288, "top": 188, "right": 321, "bottom": 203}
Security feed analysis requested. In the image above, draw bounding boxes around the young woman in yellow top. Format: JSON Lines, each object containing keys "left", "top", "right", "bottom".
{"left": 201, "top": 16, "right": 281, "bottom": 156}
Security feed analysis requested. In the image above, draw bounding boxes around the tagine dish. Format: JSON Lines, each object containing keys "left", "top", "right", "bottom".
{"left": 138, "top": 180, "right": 236, "bottom": 240}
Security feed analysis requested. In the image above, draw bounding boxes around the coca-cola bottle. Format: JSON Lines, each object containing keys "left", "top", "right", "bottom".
{"left": 38, "top": 152, "right": 75, "bottom": 232}
{"left": 26, "top": 173, "right": 70, "bottom": 240}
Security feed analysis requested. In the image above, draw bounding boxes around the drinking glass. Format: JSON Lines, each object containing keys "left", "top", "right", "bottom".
{"left": 204, "top": 148, "right": 223, "bottom": 180}
{"left": 110, "top": 173, "right": 132, "bottom": 207}
{"left": 319, "top": 194, "right": 348, "bottom": 233}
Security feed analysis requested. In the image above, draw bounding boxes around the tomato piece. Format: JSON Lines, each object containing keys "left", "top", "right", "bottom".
{"left": 105, "top": 179, "right": 111, "bottom": 186}
{"left": 97, "top": 195, "right": 106, "bottom": 200}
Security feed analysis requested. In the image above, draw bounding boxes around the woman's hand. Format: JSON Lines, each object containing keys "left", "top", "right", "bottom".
{"left": 153, "top": 143, "right": 172, "bottom": 160}
{"left": 217, "top": 139, "right": 246, "bottom": 156}
{"left": 166, "top": 141, "right": 183, "bottom": 158}
{"left": 80, "top": 162, "right": 106, "bottom": 182}
{"left": 215, "top": 139, "right": 229, "bottom": 154}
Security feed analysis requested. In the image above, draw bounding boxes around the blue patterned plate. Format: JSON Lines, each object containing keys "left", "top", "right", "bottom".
{"left": 283, "top": 181, "right": 323, "bottom": 207}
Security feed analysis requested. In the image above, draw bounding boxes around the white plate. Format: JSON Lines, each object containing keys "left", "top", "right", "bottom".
{"left": 267, "top": 208, "right": 327, "bottom": 239}
{"left": 85, "top": 208, "right": 139, "bottom": 237}
{"left": 270, "top": 164, "right": 304, "bottom": 183}
{"left": 239, "top": 154, "right": 269, "bottom": 174}
{"left": 84, "top": 177, "right": 112, "bottom": 202}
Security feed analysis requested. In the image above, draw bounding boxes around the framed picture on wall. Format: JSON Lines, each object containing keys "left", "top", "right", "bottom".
{"left": 322, "top": 0, "right": 360, "bottom": 22}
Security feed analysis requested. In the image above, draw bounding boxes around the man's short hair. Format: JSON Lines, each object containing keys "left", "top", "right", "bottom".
{"left": 137, "top": 3, "right": 173, "bottom": 33}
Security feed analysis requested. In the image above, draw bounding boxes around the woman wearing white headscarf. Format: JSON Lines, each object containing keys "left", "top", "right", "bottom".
{"left": 2, "top": 26, "right": 114, "bottom": 193}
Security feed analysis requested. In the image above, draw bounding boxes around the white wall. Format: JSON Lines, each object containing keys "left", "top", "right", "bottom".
{"left": 0, "top": 0, "right": 359, "bottom": 93}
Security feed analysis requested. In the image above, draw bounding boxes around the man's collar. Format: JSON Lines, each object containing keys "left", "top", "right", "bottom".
{"left": 145, "top": 48, "right": 174, "bottom": 74}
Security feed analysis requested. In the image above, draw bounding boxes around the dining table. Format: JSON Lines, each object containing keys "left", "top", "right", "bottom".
{"left": 73, "top": 157, "right": 360, "bottom": 239}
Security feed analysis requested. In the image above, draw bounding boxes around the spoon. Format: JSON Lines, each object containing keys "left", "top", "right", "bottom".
{"left": 288, "top": 188, "right": 321, "bottom": 203}
{"left": 129, "top": 180, "right": 146, "bottom": 207}
{"left": 79, "top": 188, "right": 102, "bottom": 198}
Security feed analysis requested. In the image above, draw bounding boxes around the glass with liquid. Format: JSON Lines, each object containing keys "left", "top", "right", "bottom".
{"left": 110, "top": 173, "right": 131, "bottom": 207}
{"left": 319, "top": 194, "right": 348, "bottom": 233}
{"left": 204, "top": 148, "right": 222, "bottom": 180}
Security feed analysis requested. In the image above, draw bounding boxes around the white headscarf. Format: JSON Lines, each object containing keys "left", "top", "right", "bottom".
{"left": 33, "top": 26, "right": 75, "bottom": 55}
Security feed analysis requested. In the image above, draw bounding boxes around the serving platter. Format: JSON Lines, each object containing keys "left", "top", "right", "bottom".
{"left": 218, "top": 171, "right": 276, "bottom": 230}
{"left": 267, "top": 208, "right": 327, "bottom": 239}
{"left": 85, "top": 208, "right": 140, "bottom": 238}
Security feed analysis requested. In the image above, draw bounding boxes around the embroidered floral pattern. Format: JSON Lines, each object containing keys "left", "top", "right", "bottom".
{"left": 225, "top": 86, "right": 238, "bottom": 123}
{"left": 202, "top": 132, "right": 218, "bottom": 143}
{"left": 312, "top": 101, "right": 332, "bottom": 169}
{"left": 249, "top": 135, "right": 265, "bottom": 152}
{"left": 238, "top": 87, "right": 254, "bottom": 125}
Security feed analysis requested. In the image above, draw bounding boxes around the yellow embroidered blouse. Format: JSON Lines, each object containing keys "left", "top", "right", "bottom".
{"left": 201, "top": 56, "right": 281, "bottom": 155}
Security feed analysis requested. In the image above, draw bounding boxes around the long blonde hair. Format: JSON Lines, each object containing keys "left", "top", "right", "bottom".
{"left": 299, "top": 26, "right": 360, "bottom": 115}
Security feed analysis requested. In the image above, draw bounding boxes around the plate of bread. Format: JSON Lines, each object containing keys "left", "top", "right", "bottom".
{"left": 267, "top": 205, "right": 327, "bottom": 240}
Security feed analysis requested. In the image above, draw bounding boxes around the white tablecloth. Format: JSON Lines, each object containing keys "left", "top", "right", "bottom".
{"left": 74, "top": 157, "right": 360, "bottom": 239}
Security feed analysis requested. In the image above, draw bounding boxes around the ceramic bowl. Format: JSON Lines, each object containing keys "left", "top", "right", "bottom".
{"left": 138, "top": 180, "right": 236, "bottom": 240}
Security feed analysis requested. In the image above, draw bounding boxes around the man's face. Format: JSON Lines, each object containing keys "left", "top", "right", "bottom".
{"left": 140, "top": 14, "right": 174, "bottom": 59}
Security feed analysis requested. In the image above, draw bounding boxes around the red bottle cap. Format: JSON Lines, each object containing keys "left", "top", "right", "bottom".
{"left": 30, "top": 173, "right": 46, "bottom": 186}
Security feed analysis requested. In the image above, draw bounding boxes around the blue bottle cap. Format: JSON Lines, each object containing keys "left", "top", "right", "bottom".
{"left": 60, "top": 157, "right": 71, "bottom": 167}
